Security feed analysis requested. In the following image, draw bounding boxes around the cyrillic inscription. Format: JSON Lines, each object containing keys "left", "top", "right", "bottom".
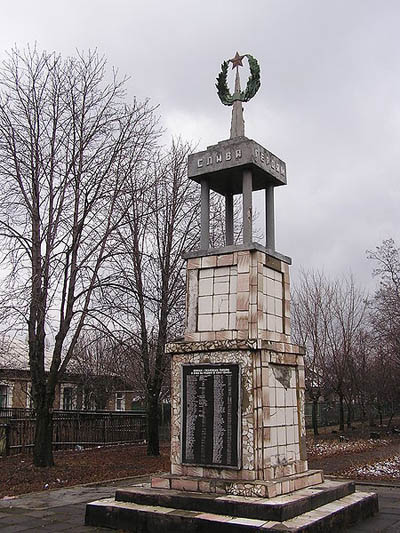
{"left": 182, "top": 364, "right": 240, "bottom": 468}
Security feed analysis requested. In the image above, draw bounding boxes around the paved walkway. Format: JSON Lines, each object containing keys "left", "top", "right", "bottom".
{"left": 0, "top": 477, "right": 399, "bottom": 532}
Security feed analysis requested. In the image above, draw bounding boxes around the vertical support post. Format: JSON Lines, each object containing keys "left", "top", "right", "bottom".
{"left": 200, "top": 178, "right": 210, "bottom": 250}
{"left": 265, "top": 185, "right": 275, "bottom": 250}
{"left": 225, "top": 192, "right": 234, "bottom": 246}
{"left": 242, "top": 169, "right": 253, "bottom": 245}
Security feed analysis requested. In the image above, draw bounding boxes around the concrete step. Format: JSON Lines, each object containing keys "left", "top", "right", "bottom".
{"left": 85, "top": 489, "right": 378, "bottom": 532}
{"left": 115, "top": 479, "right": 355, "bottom": 522}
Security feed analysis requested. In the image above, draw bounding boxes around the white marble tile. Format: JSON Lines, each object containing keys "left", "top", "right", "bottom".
{"left": 276, "top": 388, "right": 285, "bottom": 407}
{"left": 213, "top": 313, "right": 229, "bottom": 331}
{"left": 267, "top": 314, "right": 276, "bottom": 331}
{"left": 214, "top": 281, "right": 229, "bottom": 295}
{"left": 274, "top": 280, "right": 282, "bottom": 298}
{"left": 199, "top": 277, "right": 213, "bottom": 296}
{"left": 199, "top": 268, "right": 214, "bottom": 279}
{"left": 214, "top": 266, "right": 230, "bottom": 277}
{"left": 198, "top": 314, "right": 212, "bottom": 331}
{"left": 229, "top": 294, "right": 237, "bottom": 312}
{"left": 213, "top": 294, "right": 229, "bottom": 313}
{"left": 277, "top": 426, "right": 286, "bottom": 445}
{"left": 198, "top": 296, "right": 212, "bottom": 314}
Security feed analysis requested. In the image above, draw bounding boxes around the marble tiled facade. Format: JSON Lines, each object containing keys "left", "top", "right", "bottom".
{"left": 165, "top": 248, "right": 319, "bottom": 498}
{"left": 167, "top": 339, "right": 309, "bottom": 488}
{"left": 185, "top": 250, "right": 290, "bottom": 343}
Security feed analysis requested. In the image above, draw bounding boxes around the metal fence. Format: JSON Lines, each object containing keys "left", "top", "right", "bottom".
{"left": 305, "top": 401, "right": 400, "bottom": 429}
{"left": 0, "top": 411, "right": 147, "bottom": 456}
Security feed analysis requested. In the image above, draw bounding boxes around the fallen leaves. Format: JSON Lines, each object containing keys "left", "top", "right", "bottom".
{"left": 0, "top": 443, "right": 170, "bottom": 498}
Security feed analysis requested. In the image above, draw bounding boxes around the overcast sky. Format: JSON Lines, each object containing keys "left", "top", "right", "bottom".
{"left": 2, "top": 0, "right": 399, "bottom": 291}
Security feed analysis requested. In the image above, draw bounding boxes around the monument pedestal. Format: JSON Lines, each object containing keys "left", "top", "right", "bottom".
{"left": 85, "top": 248, "right": 378, "bottom": 531}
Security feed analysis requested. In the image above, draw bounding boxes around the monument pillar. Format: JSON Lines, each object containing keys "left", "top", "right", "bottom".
{"left": 200, "top": 178, "right": 210, "bottom": 250}
{"left": 265, "top": 185, "right": 275, "bottom": 250}
{"left": 225, "top": 192, "right": 234, "bottom": 245}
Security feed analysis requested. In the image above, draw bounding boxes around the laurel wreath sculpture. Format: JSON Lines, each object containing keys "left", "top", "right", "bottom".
{"left": 216, "top": 54, "right": 261, "bottom": 106}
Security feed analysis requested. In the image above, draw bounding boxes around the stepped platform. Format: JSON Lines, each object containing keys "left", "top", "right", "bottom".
{"left": 85, "top": 478, "right": 378, "bottom": 532}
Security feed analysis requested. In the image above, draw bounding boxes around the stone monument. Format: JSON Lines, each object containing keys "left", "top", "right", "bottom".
{"left": 86, "top": 52, "right": 378, "bottom": 532}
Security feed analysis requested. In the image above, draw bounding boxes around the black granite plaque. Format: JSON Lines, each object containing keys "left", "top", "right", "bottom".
{"left": 181, "top": 364, "right": 240, "bottom": 468}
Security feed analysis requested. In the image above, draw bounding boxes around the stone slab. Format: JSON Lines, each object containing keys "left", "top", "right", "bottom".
{"left": 85, "top": 490, "right": 378, "bottom": 532}
{"left": 115, "top": 479, "right": 355, "bottom": 522}
{"left": 187, "top": 137, "right": 287, "bottom": 194}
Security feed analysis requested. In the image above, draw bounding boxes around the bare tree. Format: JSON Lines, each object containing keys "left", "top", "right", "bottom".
{"left": 97, "top": 139, "right": 200, "bottom": 455}
{"left": 292, "top": 270, "right": 331, "bottom": 435}
{"left": 368, "top": 239, "right": 400, "bottom": 366}
{"left": 69, "top": 332, "right": 127, "bottom": 410}
{"left": 0, "top": 46, "right": 159, "bottom": 466}
{"left": 292, "top": 271, "right": 368, "bottom": 432}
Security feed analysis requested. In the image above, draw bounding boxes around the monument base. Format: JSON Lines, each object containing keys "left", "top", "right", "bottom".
{"left": 151, "top": 470, "right": 324, "bottom": 498}
{"left": 85, "top": 478, "right": 378, "bottom": 532}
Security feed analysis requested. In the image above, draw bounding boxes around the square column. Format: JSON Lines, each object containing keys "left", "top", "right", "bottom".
{"left": 242, "top": 169, "right": 253, "bottom": 245}
{"left": 200, "top": 179, "right": 210, "bottom": 250}
{"left": 265, "top": 185, "right": 275, "bottom": 250}
{"left": 225, "top": 193, "right": 234, "bottom": 245}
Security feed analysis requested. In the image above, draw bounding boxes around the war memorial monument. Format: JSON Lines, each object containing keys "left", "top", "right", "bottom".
{"left": 86, "top": 53, "right": 378, "bottom": 532}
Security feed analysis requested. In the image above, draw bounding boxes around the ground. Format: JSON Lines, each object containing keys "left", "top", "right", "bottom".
{"left": 0, "top": 444, "right": 170, "bottom": 499}
{"left": 2, "top": 426, "right": 400, "bottom": 499}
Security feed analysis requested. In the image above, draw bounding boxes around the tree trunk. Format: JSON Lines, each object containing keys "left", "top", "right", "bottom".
{"left": 346, "top": 401, "right": 352, "bottom": 428}
{"left": 147, "top": 394, "right": 160, "bottom": 456}
{"left": 33, "top": 405, "right": 54, "bottom": 467}
{"left": 339, "top": 393, "right": 345, "bottom": 431}
{"left": 312, "top": 397, "right": 319, "bottom": 436}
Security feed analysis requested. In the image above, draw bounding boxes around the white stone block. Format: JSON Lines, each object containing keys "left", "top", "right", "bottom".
{"left": 214, "top": 281, "right": 229, "bottom": 294}
{"left": 285, "top": 407, "right": 294, "bottom": 425}
{"left": 198, "top": 314, "right": 212, "bottom": 331}
{"left": 267, "top": 277, "right": 275, "bottom": 296}
{"left": 229, "top": 294, "right": 237, "bottom": 312}
{"left": 275, "top": 299, "right": 283, "bottom": 317}
{"left": 214, "top": 266, "right": 230, "bottom": 277}
{"left": 277, "top": 426, "right": 286, "bottom": 445}
{"left": 269, "top": 426, "right": 278, "bottom": 446}
{"left": 276, "top": 317, "right": 283, "bottom": 333}
{"left": 267, "top": 314, "right": 276, "bottom": 331}
{"left": 260, "top": 313, "right": 267, "bottom": 330}
{"left": 199, "top": 277, "right": 213, "bottom": 296}
{"left": 276, "top": 407, "right": 286, "bottom": 425}
{"left": 213, "top": 313, "right": 228, "bottom": 331}
{"left": 287, "top": 426, "right": 295, "bottom": 445}
{"left": 268, "top": 447, "right": 278, "bottom": 464}
{"left": 274, "top": 280, "right": 282, "bottom": 298}
{"left": 268, "top": 409, "right": 277, "bottom": 426}
{"left": 229, "top": 274, "right": 237, "bottom": 293}
{"left": 276, "top": 388, "right": 285, "bottom": 407}
{"left": 213, "top": 294, "right": 229, "bottom": 313}
{"left": 266, "top": 267, "right": 275, "bottom": 280}
{"left": 199, "top": 268, "right": 214, "bottom": 279}
{"left": 198, "top": 296, "right": 212, "bottom": 315}
{"left": 266, "top": 296, "right": 275, "bottom": 313}
{"left": 274, "top": 270, "right": 282, "bottom": 282}
{"left": 228, "top": 312, "right": 236, "bottom": 329}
